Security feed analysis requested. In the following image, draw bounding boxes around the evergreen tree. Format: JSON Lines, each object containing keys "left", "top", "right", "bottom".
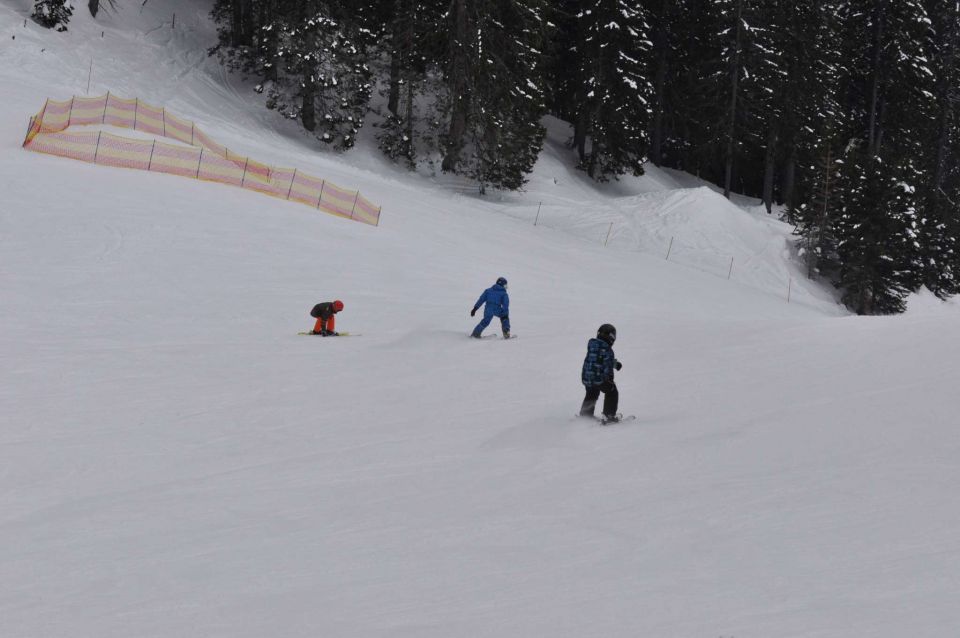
{"left": 915, "top": 0, "right": 960, "bottom": 296}
{"left": 827, "top": 0, "right": 935, "bottom": 313}
{"left": 211, "top": 0, "right": 373, "bottom": 150}
{"left": 376, "top": 0, "right": 444, "bottom": 169}
{"left": 32, "top": 0, "right": 73, "bottom": 31}
{"left": 439, "top": 0, "right": 550, "bottom": 190}
{"left": 566, "top": 0, "right": 654, "bottom": 181}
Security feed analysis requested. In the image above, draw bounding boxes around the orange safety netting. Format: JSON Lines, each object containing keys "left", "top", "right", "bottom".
{"left": 22, "top": 94, "right": 381, "bottom": 226}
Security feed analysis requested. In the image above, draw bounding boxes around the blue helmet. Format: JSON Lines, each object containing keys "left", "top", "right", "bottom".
{"left": 496, "top": 277, "right": 508, "bottom": 287}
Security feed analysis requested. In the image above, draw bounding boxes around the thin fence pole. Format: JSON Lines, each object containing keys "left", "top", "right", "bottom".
{"left": 162, "top": 108, "right": 166, "bottom": 137}
{"left": 286, "top": 169, "right": 297, "bottom": 200}
{"left": 534, "top": 201, "right": 542, "bottom": 226}
{"left": 68, "top": 97, "right": 74, "bottom": 127}
{"left": 190, "top": 123, "right": 195, "bottom": 146}
{"left": 103, "top": 92, "right": 109, "bottom": 124}
{"left": 603, "top": 222, "right": 613, "bottom": 247}
{"left": 376, "top": 206, "right": 382, "bottom": 227}
{"left": 665, "top": 236, "right": 674, "bottom": 261}
{"left": 93, "top": 131, "right": 102, "bottom": 164}
{"left": 317, "top": 180, "right": 326, "bottom": 208}
{"left": 240, "top": 157, "right": 249, "bottom": 187}
{"left": 350, "top": 192, "right": 360, "bottom": 218}
{"left": 134, "top": 98, "right": 139, "bottom": 130}
{"left": 727, "top": 257, "right": 734, "bottom": 280}
{"left": 787, "top": 278, "right": 793, "bottom": 303}
{"left": 196, "top": 148, "right": 203, "bottom": 178}
{"left": 86, "top": 59, "right": 93, "bottom": 95}
{"left": 147, "top": 140, "right": 156, "bottom": 170}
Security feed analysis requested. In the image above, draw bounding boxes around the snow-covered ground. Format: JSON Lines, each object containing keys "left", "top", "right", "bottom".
{"left": 2, "top": 2, "right": 960, "bottom": 636}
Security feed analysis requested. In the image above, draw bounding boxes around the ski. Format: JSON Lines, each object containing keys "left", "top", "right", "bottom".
{"left": 575, "top": 413, "right": 636, "bottom": 425}
{"left": 470, "top": 334, "right": 517, "bottom": 340}
{"left": 298, "top": 331, "right": 361, "bottom": 336}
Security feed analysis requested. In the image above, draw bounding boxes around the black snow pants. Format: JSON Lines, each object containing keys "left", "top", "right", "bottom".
{"left": 580, "top": 381, "right": 618, "bottom": 417}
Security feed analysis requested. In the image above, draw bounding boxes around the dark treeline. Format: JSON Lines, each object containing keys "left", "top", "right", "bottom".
{"left": 43, "top": 0, "right": 953, "bottom": 314}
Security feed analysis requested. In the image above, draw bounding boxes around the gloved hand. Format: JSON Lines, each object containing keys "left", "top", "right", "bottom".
{"left": 470, "top": 308, "right": 477, "bottom": 317}
{"left": 614, "top": 360, "right": 622, "bottom": 371}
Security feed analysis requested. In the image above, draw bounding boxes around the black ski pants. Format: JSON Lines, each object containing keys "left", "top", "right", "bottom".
{"left": 580, "top": 381, "right": 618, "bottom": 417}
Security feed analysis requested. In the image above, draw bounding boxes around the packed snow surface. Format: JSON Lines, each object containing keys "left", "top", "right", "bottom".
{"left": 2, "top": 2, "right": 959, "bottom": 636}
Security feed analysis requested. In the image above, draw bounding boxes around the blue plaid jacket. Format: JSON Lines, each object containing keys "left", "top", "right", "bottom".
{"left": 581, "top": 338, "right": 615, "bottom": 386}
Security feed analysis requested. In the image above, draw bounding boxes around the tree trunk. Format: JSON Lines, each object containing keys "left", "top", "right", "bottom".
{"left": 301, "top": 72, "right": 316, "bottom": 132}
{"left": 649, "top": 0, "right": 670, "bottom": 166}
{"left": 762, "top": 127, "right": 777, "bottom": 213}
{"left": 574, "top": 110, "right": 588, "bottom": 164}
{"left": 866, "top": 7, "right": 884, "bottom": 159}
{"left": 782, "top": 146, "right": 796, "bottom": 211}
{"left": 88, "top": 0, "right": 99, "bottom": 18}
{"left": 387, "top": 0, "right": 404, "bottom": 117}
{"left": 441, "top": 0, "right": 471, "bottom": 173}
{"left": 723, "top": 0, "right": 744, "bottom": 199}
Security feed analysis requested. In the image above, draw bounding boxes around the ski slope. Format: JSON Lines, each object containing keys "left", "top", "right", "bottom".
{"left": 2, "top": 2, "right": 960, "bottom": 636}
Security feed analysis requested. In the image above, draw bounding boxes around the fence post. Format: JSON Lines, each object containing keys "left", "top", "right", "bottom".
{"left": 286, "top": 169, "right": 297, "bottom": 200}
{"left": 665, "top": 236, "right": 674, "bottom": 261}
{"left": 727, "top": 257, "right": 734, "bottom": 280}
{"left": 68, "top": 97, "right": 74, "bottom": 127}
{"left": 134, "top": 98, "right": 139, "bottom": 130}
{"left": 93, "top": 131, "right": 102, "bottom": 164}
{"left": 240, "top": 157, "right": 249, "bottom": 186}
{"left": 162, "top": 108, "right": 166, "bottom": 137}
{"left": 376, "top": 206, "right": 382, "bottom": 227}
{"left": 603, "top": 222, "right": 613, "bottom": 247}
{"left": 787, "top": 278, "right": 793, "bottom": 303}
{"left": 316, "top": 180, "right": 326, "bottom": 209}
{"left": 534, "top": 201, "right": 542, "bottom": 226}
{"left": 86, "top": 58, "right": 93, "bottom": 95}
{"left": 196, "top": 147, "right": 203, "bottom": 178}
{"left": 190, "top": 123, "right": 195, "bottom": 146}
{"left": 147, "top": 140, "right": 156, "bottom": 171}
{"left": 350, "top": 192, "right": 360, "bottom": 218}
{"left": 103, "top": 92, "right": 109, "bottom": 124}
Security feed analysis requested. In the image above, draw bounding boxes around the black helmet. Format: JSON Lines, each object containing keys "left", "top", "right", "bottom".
{"left": 496, "top": 277, "right": 508, "bottom": 287}
{"left": 597, "top": 323, "right": 616, "bottom": 344}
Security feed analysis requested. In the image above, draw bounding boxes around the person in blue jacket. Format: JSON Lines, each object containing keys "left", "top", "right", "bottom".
{"left": 470, "top": 277, "right": 510, "bottom": 338}
{"left": 580, "top": 323, "right": 622, "bottom": 422}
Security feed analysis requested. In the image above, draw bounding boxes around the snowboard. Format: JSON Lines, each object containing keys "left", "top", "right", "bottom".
{"left": 576, "top": 413, "right": 637, "bottom": 425}
{"left": 298, "top": 331, "right": 361, "bottom": 337}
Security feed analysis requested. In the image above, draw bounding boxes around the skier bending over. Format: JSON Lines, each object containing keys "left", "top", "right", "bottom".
{"left": 470, "top": 277, "right": 510, "bottom": 339}
{"left": 580, "top": 323, "right": 623, "bottom": 422}
{"left": 310, "top": 300, "right": 344, "bottom": 336}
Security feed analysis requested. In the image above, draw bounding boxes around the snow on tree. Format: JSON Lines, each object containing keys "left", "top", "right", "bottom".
{"left": 32, "top": 0, "right": 73, "bottom": 32}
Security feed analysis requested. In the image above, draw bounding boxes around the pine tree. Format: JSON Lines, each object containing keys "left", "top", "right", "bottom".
{"left": 567, "top": 0, "right": 654, "bottom": 181}
{"left": 376, "top": 0, "right": 444, "bottom": 169}
{"left": 439, "top": 0, "right": 549, "bottom": 190}
{"left": 211, "top": 1, "right": 373, "bottom": 150}
{"left": 828, "top": 0, "right": 936, "bottom": 313}
{"left": 915, "top": 0, "right": 960, "bottom": 296}
{"left": 32, "top": 0, "right": 73, "bottom": 31}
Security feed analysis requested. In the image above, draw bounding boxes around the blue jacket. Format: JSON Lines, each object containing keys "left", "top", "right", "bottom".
{"left": 473, "top": 284, "right": 509, "bottom": 317}
{"left": 582, "top": 338, "right": 615, "bottom": 386}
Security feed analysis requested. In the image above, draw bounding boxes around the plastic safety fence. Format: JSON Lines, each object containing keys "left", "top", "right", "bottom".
{"left": 22, "top": 94, "right": 381, "bottom": 226}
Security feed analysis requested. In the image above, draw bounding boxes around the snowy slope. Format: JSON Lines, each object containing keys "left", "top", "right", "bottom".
{"left": 3, "top": 2, "right": 960, "bottom": 637}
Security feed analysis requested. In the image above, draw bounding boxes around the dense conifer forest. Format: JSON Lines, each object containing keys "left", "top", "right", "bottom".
{"left": 33, "top": 0, "right": 960, "bottom": 314}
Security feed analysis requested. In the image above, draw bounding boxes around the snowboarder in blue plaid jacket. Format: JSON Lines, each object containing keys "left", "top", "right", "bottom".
{"left": 580, "top": 324, "right": 622, "bottom": 421}
{"left": 470, "top": 277, "right": 510, "bottom": 338}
